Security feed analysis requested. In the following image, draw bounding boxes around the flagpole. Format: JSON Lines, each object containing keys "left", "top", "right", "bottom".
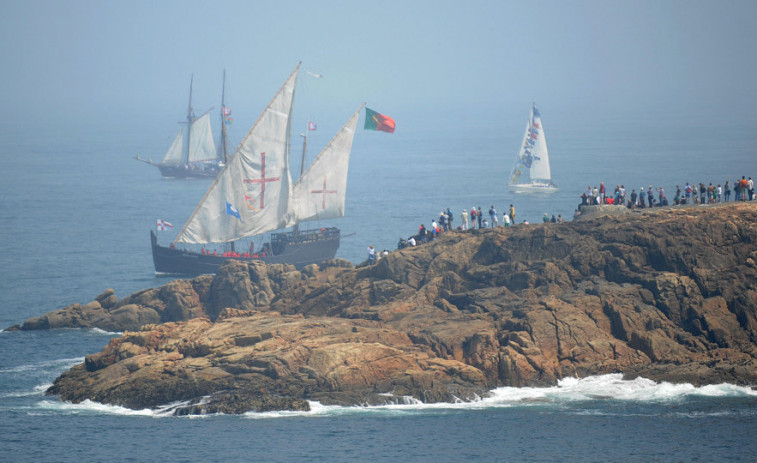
{"left": 294, "top": 132, "right": 308, "bottom": 236}
{"left": 299, "top": 133, "right": 307, "bottom": 177}
{"left": 220, "top": 69, "right": 229, "bottom": 165}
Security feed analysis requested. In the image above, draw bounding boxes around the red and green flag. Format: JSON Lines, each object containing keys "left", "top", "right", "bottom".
{"left": 364, "top": 107, "right": 395, "bottom": 133}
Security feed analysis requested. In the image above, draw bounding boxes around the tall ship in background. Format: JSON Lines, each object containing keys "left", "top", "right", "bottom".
{"left": 135, "top": 73, "right": 231, "bottom": 179}
{"left": 508, "top": 104, "right": 558, "bottom": 193}
{"left": 151, "top": 63, "right": 363, "bottom": 274}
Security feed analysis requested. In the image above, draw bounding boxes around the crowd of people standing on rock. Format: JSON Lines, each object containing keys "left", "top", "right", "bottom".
{"left": 394, "top": 203, "right": 563, "bottom": 251}
{"left": 580, "top": 177, "right": 755, "bottom": 210}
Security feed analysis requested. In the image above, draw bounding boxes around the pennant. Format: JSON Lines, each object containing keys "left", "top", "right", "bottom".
{"left": 226, "top": 201, "right": 241, "bottom": 219}
{"left": 308, "top": 121, "right": 317, "bottom": 131}
{"left": 156, "top": 219, "right": 173, "bottom": 231}
{"left": 222, "top": 106, "right": 232, "bottom": 116}
{"left": 364, "top": 108, "right": 395, "bottom": 133}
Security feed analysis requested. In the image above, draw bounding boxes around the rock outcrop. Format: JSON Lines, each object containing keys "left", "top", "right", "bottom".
{"left": 7, "top": 259, "right": 354, "bottom": 332}
{"left": 39, "top": 203, "right": 757, "bottom": 413}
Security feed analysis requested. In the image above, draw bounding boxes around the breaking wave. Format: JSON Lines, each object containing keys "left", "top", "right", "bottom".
{"left": 243, "top": 374, "right": 757, "bottom": 419}
{"left": 20, "top": 374, "right": 757, "bottom": 418}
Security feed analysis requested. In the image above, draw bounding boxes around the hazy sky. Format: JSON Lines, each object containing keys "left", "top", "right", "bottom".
{"left": 2, "top": 0, "right": 756, "bottom": 128}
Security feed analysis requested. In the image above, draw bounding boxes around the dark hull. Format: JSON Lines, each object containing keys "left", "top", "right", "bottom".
{"left": 134, "top": 156, "right": 222, "bottom": 179}
{"left": 150, "top": 228, "right": 341, "bottom": 275}
{"left": 156, "top": 163, "right": 221, "bottom": 179}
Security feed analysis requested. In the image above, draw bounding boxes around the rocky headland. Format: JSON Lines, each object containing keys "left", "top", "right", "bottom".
{"left": 17, "top": 203, "right": 757, "bottom": 414}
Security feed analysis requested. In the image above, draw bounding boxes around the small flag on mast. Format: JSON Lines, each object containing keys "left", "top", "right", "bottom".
{"left": 156, "top": 219, "right": 173, "bottom": 231}
{"left": 308, "top": 121, "right": 317, "bottom": 131}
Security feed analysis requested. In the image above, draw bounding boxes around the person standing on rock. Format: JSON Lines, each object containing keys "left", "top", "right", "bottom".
{"left": 503, "top": 211, "right": 511, "bottom": 227}
{"left": 367, "top": 245, "right": 376, "bottom": 264}
{"left": 648, "top": 185, "right": 655, "bottom": 207}
{"left": 461, "top": 209, "right": 469, "bottom": 230}
{"left": 470, "top": 207, "right": 477, "bottom": 229}
{"left": 724, "top": 180, "right": 731, "bottom": 202}
{"left": 748, "top": 177, "right": 754, "bottom": 200}
{"left": 477, "top": 207, "right": 483, "bottom": 229}
{"left": 489, "top": 205, "right": 498, "bottom": 227}
{"left": 509, "top": 204, "right": 515, "bottom": 224}
{"left": 447, "top": 208, "right": 454, "bottom": 230}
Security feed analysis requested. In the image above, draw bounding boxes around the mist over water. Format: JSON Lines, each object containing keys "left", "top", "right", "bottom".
{"left": 2, "top": 1, "right": 757, "bottom": 461}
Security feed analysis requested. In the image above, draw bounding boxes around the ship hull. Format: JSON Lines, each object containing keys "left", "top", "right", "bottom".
{"left": 150, "top": 228, "right": 341, "bottom": 275}
{"left": 156, "top": 163, "right": 221, "bottom": 179}
{"left": 508, "top": 182, "right": 559, "bottom": 194}
{"left": 134, "top": 156, "right": 222, "bottom": 179}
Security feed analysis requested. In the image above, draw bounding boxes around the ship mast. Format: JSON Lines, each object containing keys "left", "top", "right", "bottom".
{"left": 220, "top": 69, "right": 229, "bottom": 164}
{"left": 183, "top": 75, "right": 194, "bottom": 165}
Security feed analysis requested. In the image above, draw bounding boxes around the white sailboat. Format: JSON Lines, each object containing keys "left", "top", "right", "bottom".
{"left": 508, "top": 104, "right": 558, "bottom": 193}
{"left": 151, "top": 63, "right": 364, "bottom": 274}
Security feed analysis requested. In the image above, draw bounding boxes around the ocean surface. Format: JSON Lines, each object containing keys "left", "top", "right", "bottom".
{"left": 1, "top": 106, "right": 757, "bottom": 462}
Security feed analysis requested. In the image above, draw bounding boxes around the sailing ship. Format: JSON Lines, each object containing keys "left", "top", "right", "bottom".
{"left": 135, "top": 74, "right": 229, "bottom": 179}
{"left": 151, "top": 63, "right": 363, "bottom": 274}
{"left": 508, "top": 104, "right": 558, "bottom": 193}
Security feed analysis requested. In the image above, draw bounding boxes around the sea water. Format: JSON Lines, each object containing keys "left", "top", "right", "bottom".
{"left": 1, "top": 108, "right": 757, "bottom": 462}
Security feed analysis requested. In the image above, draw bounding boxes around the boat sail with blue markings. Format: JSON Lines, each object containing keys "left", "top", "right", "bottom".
{"left": 508, "top": 104, "right": 558, "bottom": 193}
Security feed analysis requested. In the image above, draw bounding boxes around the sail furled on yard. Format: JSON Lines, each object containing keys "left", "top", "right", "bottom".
{"left": 187, "top": 113, "right": 218, "bottom": 163}
{"left": 174, "top": 64, "right": 300, "bottom": 244}
{"left": 287, "top": 104, "right": 363, "bottom": 226}
{"left": 160, "top": 130, "right": 184, "bottom": 165}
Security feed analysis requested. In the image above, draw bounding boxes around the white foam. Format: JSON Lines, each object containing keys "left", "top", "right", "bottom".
{"left": 35, "top": 398, "right": 167, "bottom": 417}
{"left": 486, "top": 374, "right": 757, "bottom": 404}
{"left": 238, "top": 374, "right": 757, "bottom": 418}
{"left": 24, "top": 374, "right": 757, "bottom": 418}
{"left": 88, "top": 327, "right": 122, "bottom": 336}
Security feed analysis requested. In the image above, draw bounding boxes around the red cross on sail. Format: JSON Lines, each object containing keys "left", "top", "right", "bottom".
{"left": 243, "top": 152, "right": 280, "bottom": 209}
{"left": 311, "top": 177, "right": 337, "bottom": 210}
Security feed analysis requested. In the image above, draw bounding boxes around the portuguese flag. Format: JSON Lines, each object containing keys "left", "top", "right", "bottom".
{"left": 364, "top": 107, "right": 395, "bottom": 133}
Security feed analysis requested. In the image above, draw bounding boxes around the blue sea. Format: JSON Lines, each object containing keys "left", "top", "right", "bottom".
{"left": 2, "top": 106, "right": 757, "bottom": 462}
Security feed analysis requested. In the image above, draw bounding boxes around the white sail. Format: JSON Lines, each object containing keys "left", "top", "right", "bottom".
{"left": 509, "top": 105, "right": 556, "bottom": 191}
{"left": 174, "top": 64, "right": 300, "bottom": 244}
{"left": 160, "top": 130, "right": 184, "bottom": 165}
{"left": 529, "top": 109, "right": 551, "bottom": 181}
{"left": 509, "top": 121, "right": 531, "bottom": 184}
{"left": 287, "top": 104, "right": 363, "bottom": 226}
{"left": 188, "top": 112, "right": 217, "bottom": 163}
